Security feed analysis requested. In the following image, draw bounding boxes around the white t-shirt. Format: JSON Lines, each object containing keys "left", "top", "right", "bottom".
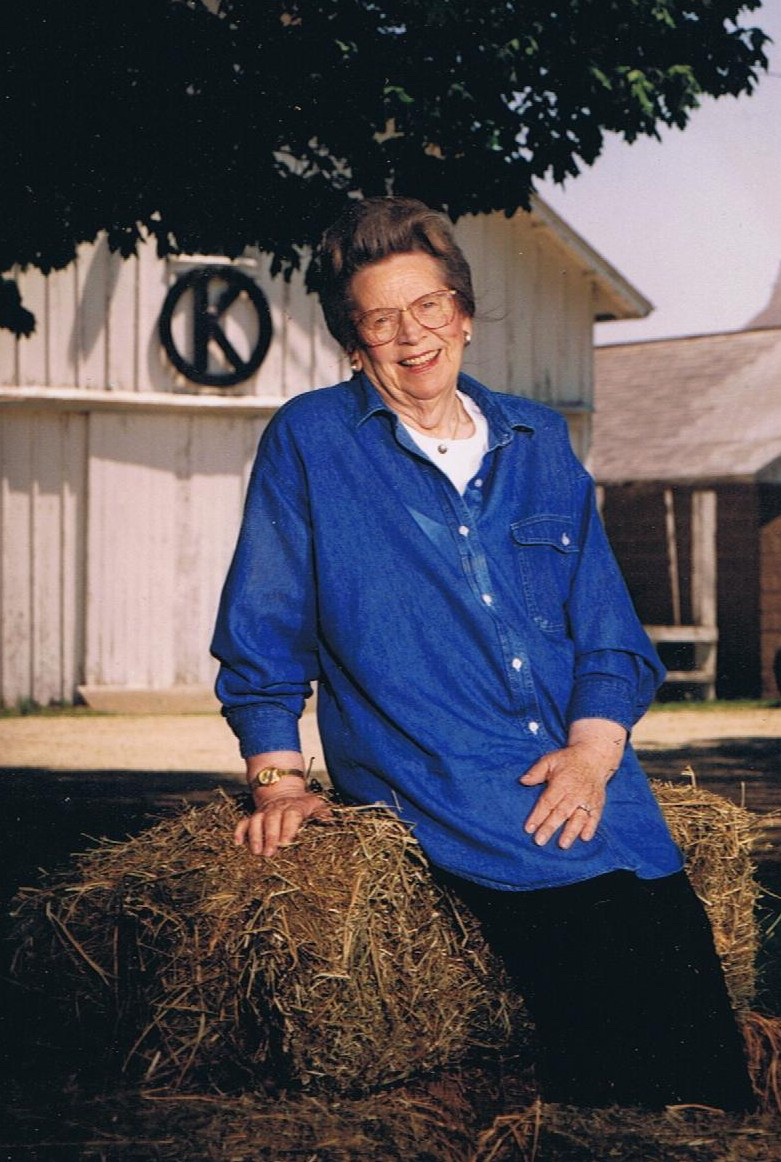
{"left": 401, "top": 392, "right": 488, "bottom": 494}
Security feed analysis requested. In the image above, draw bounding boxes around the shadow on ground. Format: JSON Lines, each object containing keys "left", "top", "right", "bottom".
{"left": 0, "top": 769, "right": 243, "bottom": 910}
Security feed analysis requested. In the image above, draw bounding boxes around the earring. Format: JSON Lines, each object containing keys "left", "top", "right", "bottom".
{"left": 350, "top": 356, "right": 362, "bottom": 373}
{"left": 464, "top": 332, "right": 472, "bottom": 346}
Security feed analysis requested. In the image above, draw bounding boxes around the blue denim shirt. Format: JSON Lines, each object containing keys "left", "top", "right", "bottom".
{"left": 212, "top": 373, "right": 683, "bottom": 890}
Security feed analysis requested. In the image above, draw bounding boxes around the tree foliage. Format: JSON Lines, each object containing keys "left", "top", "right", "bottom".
{"left": 0, "top": 0, "right": 769, "bottom": 333}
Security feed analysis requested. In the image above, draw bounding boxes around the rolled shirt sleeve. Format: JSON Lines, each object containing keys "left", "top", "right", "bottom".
{"left": 565, "top": 470, "right": 666, "bottom": 732}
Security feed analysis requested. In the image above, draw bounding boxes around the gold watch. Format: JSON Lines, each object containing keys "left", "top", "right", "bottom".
{"left": 249, "top": 766, "right": 306, "bottom": 790}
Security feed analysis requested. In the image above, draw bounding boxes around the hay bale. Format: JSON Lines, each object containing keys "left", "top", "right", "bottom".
{"left": 10, "top": 780, "right": 761, "bottom": 1095}
{"left": 10, "top": 795, "right": 521, "bottom": 1094}
{"left": 740, "top": 1011, "right": 781, "bottom": 1116}
{"left": 652, "top": 781, "right": 760, "bottom": 1010}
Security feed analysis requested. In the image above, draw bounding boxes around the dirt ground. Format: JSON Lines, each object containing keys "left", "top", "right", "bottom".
{"left": 2, "top": 704, "right": 780, "bottom": 774}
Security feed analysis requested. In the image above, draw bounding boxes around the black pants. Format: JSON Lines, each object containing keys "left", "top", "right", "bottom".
{"left": 435, "top": 868, "right": 755, "bottom": 1110}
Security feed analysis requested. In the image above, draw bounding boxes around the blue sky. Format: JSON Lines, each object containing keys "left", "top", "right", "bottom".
{"left": 539, "top": 1, "right": 781, "bottom": 345}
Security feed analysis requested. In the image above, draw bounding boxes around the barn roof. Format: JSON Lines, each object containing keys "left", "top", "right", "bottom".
{"left": 592, "top": 326, "right": 781, "bottom": 485}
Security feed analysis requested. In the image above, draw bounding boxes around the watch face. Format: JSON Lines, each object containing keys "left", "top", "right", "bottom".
{"left": 252, "top": 767, "right": 305, "bottom": 789}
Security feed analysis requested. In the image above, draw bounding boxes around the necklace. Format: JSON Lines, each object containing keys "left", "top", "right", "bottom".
{"left": 437, "top": 397, "right": 463, "bottom": 454}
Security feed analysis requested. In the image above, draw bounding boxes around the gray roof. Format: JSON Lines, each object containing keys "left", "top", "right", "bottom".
{"left": 592, "top": 327, "right": 781, "bottom": 485}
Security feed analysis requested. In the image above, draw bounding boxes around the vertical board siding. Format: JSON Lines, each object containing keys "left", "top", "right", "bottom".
{"left": 759, "top": 485, "right": 781, "bottom": 698}
{"left": 502, "top": 214, "right": 536, "bottom": 396}
{"left": 0, "top": 414, "right": 33, "bottom": 703}
{"left": 60, "top": 413, "right": 88, "bottom": 702}
{"left": 80, "top": 410, "right": 265, "bottom": 696}
{"left": 566, "top": 413, "right": 590, "bottom": 465}
{"left": 0, "top": 283, "right": 17, "bottom": 383}
{"left": 106, "top": 249, "right": 139, "bottom": 391}
{"left": 137, "top": 240, "right": 173, "bottom": 393}
{"left": 47, "top": 263, "right": 79, "bottom": 387}
{"left": 172, "top": 414, "right": 266, "bottom": 686}
{"left": 76, "top": 239, "right": 110, "bottom": 390}
{"left": 716, "top": 485, "right": 761, "bottom": 698}
{"left": 457, "top": 212, "right": 592, "bottom": 411}
{"left": 15, "top": 268, "right": 48, "bottom": 386}
{"left": 86, "top": 414, "right": 180, "bottom": 687}
{"left": 457, "top": 211, "right": 499, "bottom": 388}
{"left": 0, "top": 411, "right": 87, "bottom": 706}
{"left": 252, "top": 253, "right": 285, "bottom": 396}
{"left": 31, "top": 419, "right": 66, "bottom": 700}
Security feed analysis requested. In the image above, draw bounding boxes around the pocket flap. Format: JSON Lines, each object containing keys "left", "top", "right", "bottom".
{"left": 510, "top": 516, "right": 578, "bottom": 553}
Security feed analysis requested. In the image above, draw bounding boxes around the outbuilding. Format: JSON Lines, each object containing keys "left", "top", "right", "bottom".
{"left": 593, "top": 323, "right": 781, "bottom": 699}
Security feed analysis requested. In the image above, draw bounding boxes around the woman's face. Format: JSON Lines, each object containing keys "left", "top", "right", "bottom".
{"left": 348, "top": 252, "right": 469, "bottom": 411}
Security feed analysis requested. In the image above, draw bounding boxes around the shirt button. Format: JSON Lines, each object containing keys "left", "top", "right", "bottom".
{"left": 482, "top": 593, "right": 493, "bottom": 606}
{"left": 458, "top": 525, "right": 470, "bottom": 536}
{"left": 528, "top": 720, "right": 540, "bottom": 734}
{"left": 474, "top": 478, "right": 483, "bottom": 488}
{"left": 511, "top": 657, "right": 523, "bottom": 671}
{"left": 561, "top": 533, "right": 571, "bottom": 546}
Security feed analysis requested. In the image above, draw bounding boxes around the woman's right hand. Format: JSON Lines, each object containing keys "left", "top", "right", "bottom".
{"left": 235, "top": 786, "right": 333, "bottom": 858}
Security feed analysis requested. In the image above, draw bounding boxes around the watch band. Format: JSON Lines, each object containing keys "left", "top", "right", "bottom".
{"left": 250, "top": 766, "right": 307, "bottom": 790}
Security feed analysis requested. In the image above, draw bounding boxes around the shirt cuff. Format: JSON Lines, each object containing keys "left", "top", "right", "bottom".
{"left": 223, "top": 703, "right": 303, "bottom": 759}
{"left": 566, "top": 674, "right": 638, "bottom": 734}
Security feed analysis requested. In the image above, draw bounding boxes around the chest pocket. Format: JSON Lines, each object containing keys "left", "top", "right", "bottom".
{"left": 510, "top": 515, "right": 579, "bottom": 633}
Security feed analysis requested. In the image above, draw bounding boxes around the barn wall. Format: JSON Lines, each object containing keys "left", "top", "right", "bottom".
{"left": 759, "top": 484, "right": 781, "bottom": 698}
{"left": 601, "top": 484, "right": 674, "bottom": 625}
{"left": 457, "top": 212, "right": 595, "bottom": 461}
{"left": 2, "top": 245, "right": 348, "bottom": 398}
{"left": 0, "top": 209, "right": 604, "bottom": 706}
{"left": 0, "top": 399, "right": 268, "bottom": 706}
{"left": 601, "top": 482, "right": 763, "bottom": 699}
{"left": 716, "top": 486, "right": 762, "bottom": 699}
{"left": 0, "top": 409, "right": 87, "bottom": 706}
{"left": 1, "top": 213, "right": 596, "bottom": 410}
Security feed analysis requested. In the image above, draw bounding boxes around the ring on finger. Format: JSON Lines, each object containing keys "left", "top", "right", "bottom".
{"left": 574, "top": 803, "right": 594, "bottom": 816}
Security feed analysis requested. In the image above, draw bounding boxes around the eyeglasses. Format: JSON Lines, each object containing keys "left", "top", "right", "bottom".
{"left": 354, "top": 289, "right": 459, "bottom": 347}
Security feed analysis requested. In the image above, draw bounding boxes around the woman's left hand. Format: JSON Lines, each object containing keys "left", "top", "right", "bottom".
{"left": 519, "top": 718, "right": 627, "bottom": 849}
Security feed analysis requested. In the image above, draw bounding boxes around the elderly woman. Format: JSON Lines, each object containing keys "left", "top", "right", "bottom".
{"left": 211, "top": 197, "right": 753, "bottom": 1110}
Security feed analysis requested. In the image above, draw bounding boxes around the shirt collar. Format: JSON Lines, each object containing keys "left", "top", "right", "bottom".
{"left": 353, "top": 371, "right": 535, "bottom": 448}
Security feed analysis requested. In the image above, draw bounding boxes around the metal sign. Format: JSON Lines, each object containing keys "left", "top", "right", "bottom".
{"left": 159, "top": 266, "right": 273, "bottom": 387}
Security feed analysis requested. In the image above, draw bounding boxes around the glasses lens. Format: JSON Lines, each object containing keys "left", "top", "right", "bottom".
{"left": 355, "top": 291, "right": 457, "bottom": 346}
{"left": 357, "top": 308, "right": 400, "bottom": 346}
{"left": 409, "top": 291, "right": 456, "bottom": 329}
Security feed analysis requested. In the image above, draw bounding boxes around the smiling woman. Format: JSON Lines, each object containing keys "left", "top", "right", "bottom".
{"left": 210, "top": 196, "right": 755, "bottom": 1112}
{"left": 348, "top": 255, "right": 469, "bottom": 421}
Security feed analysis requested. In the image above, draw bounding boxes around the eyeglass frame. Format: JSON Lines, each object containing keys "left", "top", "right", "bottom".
{"left": 352, "top": 289, "right": 461, "bottom": 348}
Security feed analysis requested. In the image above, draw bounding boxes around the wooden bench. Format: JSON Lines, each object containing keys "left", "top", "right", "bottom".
{"left": 645, "top": 624, "right": 719, "bottom": 701}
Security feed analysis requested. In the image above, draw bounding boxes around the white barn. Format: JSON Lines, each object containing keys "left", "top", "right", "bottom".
{"left": 0, "top": 199, "right": 649, "bottom": 709}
